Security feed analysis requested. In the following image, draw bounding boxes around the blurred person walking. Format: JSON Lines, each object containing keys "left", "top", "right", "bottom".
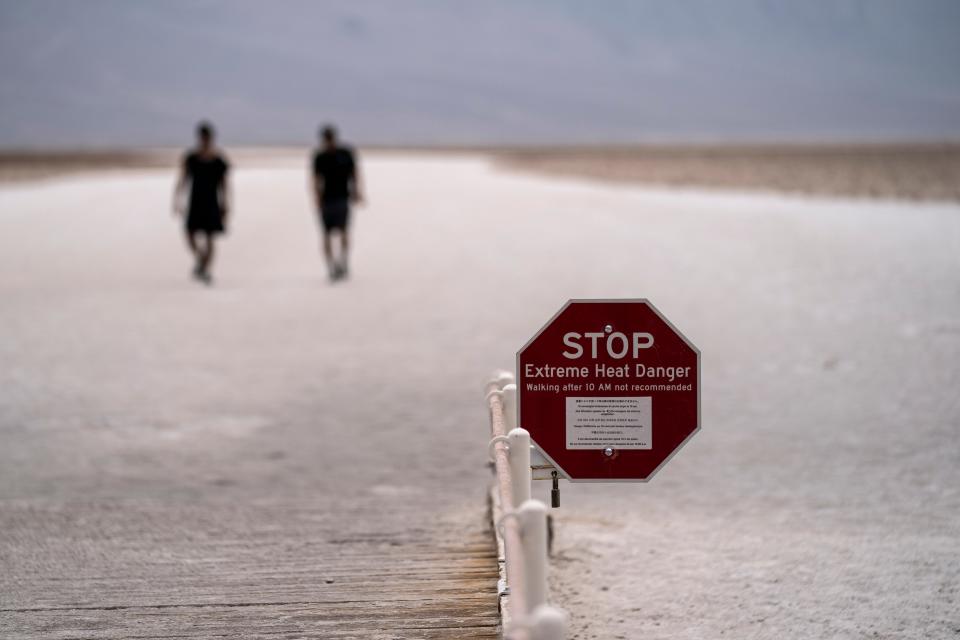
{"left": 312, "top": 125, "right": 362, "bottom": 281}
{"left": 173, "top": 122, "right": 230, "bottom": 285}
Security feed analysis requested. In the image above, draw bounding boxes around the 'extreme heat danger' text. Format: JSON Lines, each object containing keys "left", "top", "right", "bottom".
{"left": 525, "top": 363, "right": 692, "bottom": 382}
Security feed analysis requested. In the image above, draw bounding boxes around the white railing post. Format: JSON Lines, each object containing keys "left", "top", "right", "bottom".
{"left": 494, "top": 370, "right": 516, "bottom": 390}
{"left": 517, "top": 499, "right": 548, "bottom": 611}
{"left": 529, "top": 605, "right": 568, "bottom": 640}
{"left": 502, "top": 383, "right": 518, "bottom": 430}
{"left": 501, "top": 384, "right": 531, "bottom": 506}
{"left": 508, "top": 427, "right": 532, "bottom": 506}
{"left": 487, "top": 427, "right": 532, "bottom": 510}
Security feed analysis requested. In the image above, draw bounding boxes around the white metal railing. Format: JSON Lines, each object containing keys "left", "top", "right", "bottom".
{"left": 486, "top": 372, "right": 568, "bottom": 640}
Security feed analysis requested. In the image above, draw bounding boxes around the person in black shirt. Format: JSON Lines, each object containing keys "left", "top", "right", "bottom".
{"left": 173, "top": 122, "right": 230, "bottom": 284}
{"left": 312, "top": 125, "right": 362, "bottom": 281}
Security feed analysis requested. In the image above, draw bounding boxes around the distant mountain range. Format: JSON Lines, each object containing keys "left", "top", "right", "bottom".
{"left": 2, "top": 0, "right": 959, "bottom": 148}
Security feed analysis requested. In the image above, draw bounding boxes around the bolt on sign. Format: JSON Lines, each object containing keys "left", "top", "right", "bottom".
{"left": 517, "top": 299, "right": 700, "bottom": 481}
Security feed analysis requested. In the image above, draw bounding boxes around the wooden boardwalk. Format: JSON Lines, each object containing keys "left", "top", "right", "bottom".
{"left": 0, "top": 497, "right": 500, "bottom": 639}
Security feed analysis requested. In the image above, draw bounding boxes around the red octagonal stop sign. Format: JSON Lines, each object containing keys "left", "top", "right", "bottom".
{"left": 518, "top": 299, "right": 700, "bottom": 481}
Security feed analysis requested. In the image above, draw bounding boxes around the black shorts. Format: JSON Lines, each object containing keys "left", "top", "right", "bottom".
{"left": 320, "top": 199, "right": 350, "bottom": 232}
{"left": 186, "top": 205, "right": 224, "bottom": 234}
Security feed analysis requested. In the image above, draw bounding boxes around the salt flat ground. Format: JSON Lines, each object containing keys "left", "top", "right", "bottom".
{"left": 1, "top": 152, "right": 958, "bottom": 639}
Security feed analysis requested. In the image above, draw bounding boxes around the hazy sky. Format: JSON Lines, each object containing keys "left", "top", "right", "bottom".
{"left": 1, "top": 0, "right": 959, "bottom": 147}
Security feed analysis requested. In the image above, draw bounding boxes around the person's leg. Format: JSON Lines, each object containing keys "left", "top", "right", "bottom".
{"left": 200, "top": 232, "right": 215, "bottom": 276}
{"left": 322, "top": 229, "right": 336, "bottom": 278}
{"left": 338, "top": 228, "right": 350, "bottom": 276}
{"left": 186, "top": 231, "right": 202, "bottom": 276}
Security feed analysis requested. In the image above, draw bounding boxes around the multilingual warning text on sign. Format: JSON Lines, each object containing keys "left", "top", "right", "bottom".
{"left": 565, "top": 396, "right": 652, "bottom": 450}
